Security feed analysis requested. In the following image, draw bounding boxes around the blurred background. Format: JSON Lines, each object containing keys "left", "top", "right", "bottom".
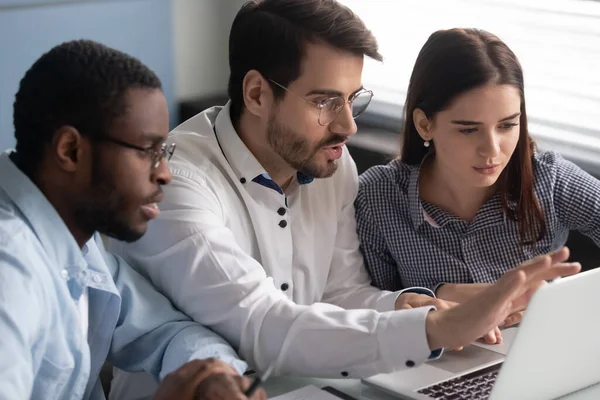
{"left": 1, "top": 0, "right": 599, "bottom": 268}
{"left": 0, "top": 0, "right": 247, "bottom": 150}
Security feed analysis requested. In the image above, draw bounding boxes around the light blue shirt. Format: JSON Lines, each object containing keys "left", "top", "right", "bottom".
{"left": 0, "top": 151, "right": 247, "bottom": 400}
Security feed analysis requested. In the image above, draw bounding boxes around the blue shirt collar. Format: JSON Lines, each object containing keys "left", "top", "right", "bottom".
{"left": 297, "top": 171, "right": 314, "bottom": 185}
{"left": 0, "top": 151, "right": 88, "bottom": 275}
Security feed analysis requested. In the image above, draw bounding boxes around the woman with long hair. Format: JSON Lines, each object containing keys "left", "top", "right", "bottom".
{"left": 355, "top": 28, "right": 599, "bottom": 313}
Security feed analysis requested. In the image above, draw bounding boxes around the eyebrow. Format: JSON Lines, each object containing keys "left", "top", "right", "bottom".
{"left": 306, "top": 86, "right": 365, "bottom": 99}
{"left": 140, "top": 132, "right": 168, "bottom": 146}
{"left": 451, "top": 112, "right": 521, "bottom": 126}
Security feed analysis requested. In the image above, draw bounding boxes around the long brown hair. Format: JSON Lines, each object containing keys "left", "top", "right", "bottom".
{"left": 400, "top": 28, "right": 546, "bottom": 245}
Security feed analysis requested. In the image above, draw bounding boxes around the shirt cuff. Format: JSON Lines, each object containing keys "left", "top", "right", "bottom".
{"left": 395, "top": 287, "right": 444, "bottom": 360}
{"left": 377, "top": 306, "right": 437, "bottom": 370}
{"left": 429, "top": 347, "right": 444, "bottom": 360}
{"left": 161, "top": 343, "right": 248, "bottom": 379}
{"left": 220, "top": 356, "right": 249, "bottom": 375}
{"left": 377, "top": 287, "right": 443, "bottom": 361}
{"left": 185, "top": 354, "right": 248, "bottom": 376}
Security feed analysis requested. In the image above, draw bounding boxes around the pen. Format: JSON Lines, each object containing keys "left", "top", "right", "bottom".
{"left": 244, "top": 364, "right": 275, "bottom": 398}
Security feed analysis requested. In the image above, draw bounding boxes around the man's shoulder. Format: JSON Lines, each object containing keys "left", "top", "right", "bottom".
{"left": 169, "top": 103, "right": 220, "bottom": 143}
{"left": 172, "top": 105, "right": 222, "bottom": 132}
{"left": 167, "top": 133, "right": 231, "bottom": 189}
{"left": 0, "top": 192, "right": 48, "bottom": 280}
{"left": 0, "top": 190, "right": 31, "bottom": 250}
{"left": 169, "top": 111, "right": 222, "bottom": 159}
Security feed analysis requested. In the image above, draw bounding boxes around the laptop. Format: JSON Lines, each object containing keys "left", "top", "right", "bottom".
{"left": 363, "top": 267, "right": 600, "bottom": 400}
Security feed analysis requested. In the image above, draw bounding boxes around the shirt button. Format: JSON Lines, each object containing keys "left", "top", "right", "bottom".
{"left": 240, "top": 177, "right": 247, "bottom": 184}
{"left": 93, "top": 274, "right": 103, "bottom": 283}
{"left": 279, "top": 220, "right": 287, "bottom": 228}
{"left": 61, "top": 269, "right": 69, "bottom": 280}
{"left": 280, "top": 283, "right": 289, "bottom": 291}
{"left": 341, "top": 371, "right": 349, "bottom": 377}
{"left": 406, "top": 360, "right": 415, "bottom": 368}
{"left": 277, "top": 207, "right": 286, "bottom": 216}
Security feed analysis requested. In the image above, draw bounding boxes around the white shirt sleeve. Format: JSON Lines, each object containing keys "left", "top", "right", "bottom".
{"left": 321, "top": 151, "right": 425, "bottom": 312}
{"left": 111, "top": 171, "right": 435, "bottom": 378}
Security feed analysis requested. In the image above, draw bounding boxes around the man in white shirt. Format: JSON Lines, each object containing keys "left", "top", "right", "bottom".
{"left": 108, "top": 0, "right": 579, "bottom": 397}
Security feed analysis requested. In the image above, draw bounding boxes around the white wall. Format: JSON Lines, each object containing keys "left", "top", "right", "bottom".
{"left": 173, "top": 0, "right": 246, "bottom": 100}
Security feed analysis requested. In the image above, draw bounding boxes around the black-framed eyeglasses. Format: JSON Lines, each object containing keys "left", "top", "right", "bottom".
{"left": 269, "top": 79, "right": 374, "bottom": 126}
{"left": 94, "top": 136, "right": 176, "bottom": 170}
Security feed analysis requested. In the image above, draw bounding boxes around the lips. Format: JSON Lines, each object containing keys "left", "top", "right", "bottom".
{"left": 140, "top": 192, "right": 164, "bottom": 220}
{"left": 322, "top": 139, "right": 347, "bottom": 148}
{"left": 321, "top": 145, "right": 344, "bottom": 160}
{"left": 140, "top": 203, "right": 160, "bottom": 220}
{"left": 320, "top": 141, "right": 347, "bottom": 161}
{"left": 473, "top": 164, "right": 500, "bottom": 175}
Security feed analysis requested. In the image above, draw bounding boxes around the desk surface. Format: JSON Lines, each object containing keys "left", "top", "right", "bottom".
{"left": 264, "top": 376, "right": 600, "bottom": 400}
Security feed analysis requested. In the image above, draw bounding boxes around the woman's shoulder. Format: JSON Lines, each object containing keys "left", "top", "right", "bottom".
{"left": 358, "top": 158, "right": 415, "bottom": 191}
{"left": 355, "top": 159, "right": 416, "bottom": 222}
{"left": 533, "top": 149, "right": 565, "bottom": 169}
{"left": 532, "top": 149, "right": 574, "bottom": 184}
{"left": 530, "top": 149, "right": 592, "bottom": 201}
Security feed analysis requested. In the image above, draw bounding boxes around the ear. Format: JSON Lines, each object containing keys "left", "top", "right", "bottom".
{"left": 413, "top": 108, "right": 433, "bottom": 141}
{"left": 242, "top": 69, "right": 271, "bottom": 119}
{"left": 51, "top": 126, "right": 86, "bottom": 173}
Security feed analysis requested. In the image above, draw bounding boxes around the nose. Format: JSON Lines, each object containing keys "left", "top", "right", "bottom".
{"left": 329, "top": 102, "right": 358, "bottom": 137}
{"left": 153, "top": 157, "right": 172, "bottom": 186}
{"left": 478, "top": 130, "right": 500, "bottom": 158}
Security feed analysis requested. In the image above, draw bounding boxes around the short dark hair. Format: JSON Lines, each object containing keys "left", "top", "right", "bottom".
{"left": 400, "top": 28, "right": 546, "bottom": 246}
{"left": 13, "top": 39, "right": 162, "bottom": 176}
{"left": 227, "top": 0, "right": 381, "bottom": 123}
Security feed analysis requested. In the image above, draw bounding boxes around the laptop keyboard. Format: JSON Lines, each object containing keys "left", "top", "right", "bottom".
{"left": 417, "top": 363, "right": 502, "bottom": 399}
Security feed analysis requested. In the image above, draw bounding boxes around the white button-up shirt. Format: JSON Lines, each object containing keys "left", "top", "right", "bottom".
{"left": 109, "top": 103, "right": 435, "bottom": 379}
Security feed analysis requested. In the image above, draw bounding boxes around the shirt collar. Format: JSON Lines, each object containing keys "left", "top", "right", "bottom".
{"left": 421, "top": 201, "right": 464, "bottom": 229}
{"left": 297, "top": 172, "right": 314, "bottom": 185}
{"left": 214, "top": 102, "right": 314, "bottom": 193}
{"left": 215, "top": 103, "right": 266, "bottom": 185}
{"left": 0, "top": 151, "right": 87, "bottom": 274}
{"left": 407, "top": 155, "right": 515, "bottom": 230}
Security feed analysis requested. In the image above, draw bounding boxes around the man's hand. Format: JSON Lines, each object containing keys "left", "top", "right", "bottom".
{"left": 152, "top": 358, "right": 267, "bottom": 400}
{"left": 425, "top": 247, "right": 580, "bottom": 351}
{"left": 435, "top": 271, "right": 545, "bottom": 329}
{"left": 195, "top": 373, "right": 267, "bottom": 400}
{"left": 395, "top": 292, "right": 457, "bottom": 310}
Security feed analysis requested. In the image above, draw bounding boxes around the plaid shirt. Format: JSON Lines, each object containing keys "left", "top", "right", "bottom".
{"left": 355, "top": 151, "right": 600, "bottom": 292}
